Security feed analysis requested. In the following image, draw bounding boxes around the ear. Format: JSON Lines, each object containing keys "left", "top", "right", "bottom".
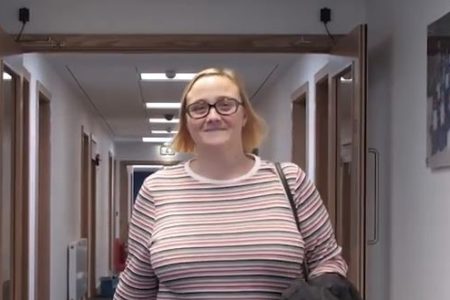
{"left": 242, "top": 109, "right": 248, "bottom": 127}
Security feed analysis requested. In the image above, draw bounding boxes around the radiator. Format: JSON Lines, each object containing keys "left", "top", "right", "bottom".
{"left": 68, "top": 238, "right": 88, "bottom": 300}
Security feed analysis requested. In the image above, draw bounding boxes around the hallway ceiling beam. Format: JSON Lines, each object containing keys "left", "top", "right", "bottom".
{"left": 1, "top": 27, "right": 22, "bottom": 57}
{"left": 14, "top": 34, "right": 342, "bottom": 53}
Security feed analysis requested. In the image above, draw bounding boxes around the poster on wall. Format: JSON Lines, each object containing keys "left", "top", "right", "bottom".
{"left": 427, "top": 11, "right": 450, "bottom": 169}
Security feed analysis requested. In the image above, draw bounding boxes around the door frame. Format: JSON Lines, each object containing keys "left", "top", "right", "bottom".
{"left": 0, "top": 63, "right": 30, "bottom": 300}
{"left": 291, "top": 82, "right": 309, "bottom": 172}
{"left": 36, "top": 81, "right": 52, "bottom": 300}
{"left": 88, "top": 137, "right": 98, "bottom": 297}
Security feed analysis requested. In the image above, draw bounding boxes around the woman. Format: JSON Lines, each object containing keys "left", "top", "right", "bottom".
{"left": 114, "top": 68, "right": 348, "bottom": 299}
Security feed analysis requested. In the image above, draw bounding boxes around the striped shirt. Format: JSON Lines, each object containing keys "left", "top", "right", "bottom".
{"left": 114, "top": 156, "right": 347, "bottom": 299}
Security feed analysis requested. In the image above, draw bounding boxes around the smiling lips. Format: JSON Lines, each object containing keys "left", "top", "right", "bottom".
{"left": 203, "top": 128, "right": 227, "bottom": 132}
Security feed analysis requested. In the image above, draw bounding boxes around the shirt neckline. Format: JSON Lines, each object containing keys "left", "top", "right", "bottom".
{"left": 184, "top": 154, "right": 261, "bottom": 184}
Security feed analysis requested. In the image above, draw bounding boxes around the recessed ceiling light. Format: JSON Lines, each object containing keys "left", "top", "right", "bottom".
{"left": 151, "top": 130, "right": 178, "bottom": 134}
{"left": 146, "top": 102, "right": 181, "bottom": 109}
{"left": 149, "top": 118, "right": 179, "bottom": 124}
{"left": 140, "top": 72, "right": 196, "bottom": 81}
{"left": 2, "top": 72, "right": 12, "bottom": 80}
{"left": 142, "top": 137, "right": 173, "bottom": 143}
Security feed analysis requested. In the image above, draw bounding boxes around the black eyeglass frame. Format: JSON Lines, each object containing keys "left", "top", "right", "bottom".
{"left": 185, "top": 98, "right": 244, "bottom": 119}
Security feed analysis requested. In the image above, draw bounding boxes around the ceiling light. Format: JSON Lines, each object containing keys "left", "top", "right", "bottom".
{"left": 149, "top": 118, "right": 179, "bottom": 124}
{"left": 142, "top": 137, "right": 173, "bottom": 143}
{"left": 2, "top": 72, "right": 12, "bottom": 80}
{"left": 140, "top": 72, "right": 196, "bottom": 81}
{"left": 339, "top": 76, "right": 352, "bottom": 83}
{"left": 146, "top": 102, "right": 181, "bottom": 109}
{"left": 151, "top": 130, "right": 178, "bottom": 134}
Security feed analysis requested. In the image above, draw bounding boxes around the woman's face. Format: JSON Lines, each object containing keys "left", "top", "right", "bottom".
{"left": 185, "top": 75, "right": 247, "bottom": 152}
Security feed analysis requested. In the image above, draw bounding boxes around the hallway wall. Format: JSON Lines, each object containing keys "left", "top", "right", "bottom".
{"left": 6, "top": 53, "right": 116, "bottom": 300}
{"left": 255, "top": 54, "right": 330, "bottom": 180}
{"left": 366, "top": 0, "right": 450, "bottom": 299}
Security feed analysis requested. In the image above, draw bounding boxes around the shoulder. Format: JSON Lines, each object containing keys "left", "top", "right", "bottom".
{"left": 278, "top": 162, "right": 305, "bottom": 178}
{"left": 262, "top": 160, "right": 306, "bottom": 180}
{"left": 140, "top": 163, "right": 186, "bottom": 189}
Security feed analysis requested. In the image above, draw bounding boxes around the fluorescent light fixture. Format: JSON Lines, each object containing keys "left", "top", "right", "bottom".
{"left": 146, "top": 102, "right": 181, "bottom": 109}
{"left": 140, "top": 72, "right": 196, "bottom": 81}
{"left": 149, "top": 118, "right": 179, "bottom": 124}
{"left": 142, "top": 137, "right": 173, "bottom": 143}
{"left": 151, "top": 130, "right": 178, "bottom": 134}
{"left": 2, "top": 72, "right": 12, "bottom": 80}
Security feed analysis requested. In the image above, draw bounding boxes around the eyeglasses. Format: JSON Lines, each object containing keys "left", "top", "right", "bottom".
{"left": 185, "top": 98, "right": 243, "bottom": 119}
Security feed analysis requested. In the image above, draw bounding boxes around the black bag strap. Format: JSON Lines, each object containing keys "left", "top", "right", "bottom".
{"left": 275, "top": 162, "right": 309, "bottom": 279}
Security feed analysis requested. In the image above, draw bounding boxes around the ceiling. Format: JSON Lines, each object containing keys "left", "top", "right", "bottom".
{"left": 46, "top": 53, "right": 302, "bottom": 142}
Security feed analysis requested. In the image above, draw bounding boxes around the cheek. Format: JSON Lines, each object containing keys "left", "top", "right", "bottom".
{"left": 186, "top": 118, "right": 201, "bottom": 136}
{"left": 235, "top": 110, "right": 247, "bottom": 127}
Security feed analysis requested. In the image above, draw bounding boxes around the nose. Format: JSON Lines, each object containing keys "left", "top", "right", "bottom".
{"left": 205, "top": 106, "right": 221, "bottom": 120}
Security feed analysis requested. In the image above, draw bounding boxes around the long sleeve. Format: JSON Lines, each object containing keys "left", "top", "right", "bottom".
{"left": 114, "top": 180, "right": 158, "bottom": 299}
{"left": 285, "top": 163, "right": 348, "bottom": 279}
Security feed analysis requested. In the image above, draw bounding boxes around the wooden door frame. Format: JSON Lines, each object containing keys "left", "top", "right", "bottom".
{"left": 314, "top": 69, "right": 335, "bottom": 227}
{"left": 36, "top": 81, "right": 51, "bottom": 300}
{"left": 330, "top": 26, "right": 367, "bottom": 295}
{"left": 88, "top": 137, "right": 98, "bottom": 297}
{"left": 310, "top": 26, "right": 367, "bottom": 295}
{"left": 108, "top": 151, "right": 114, "bottom": 271}
{"left": 14, "top": 68, "right": 31, "bottom": 300}
{"left": 0, "top": 63, "right": 30, "bottom": 300}
{"left": 291, "top": 82, "right": 309, "bottom": 172}
{"left": 80, "top": 127, "right": 90, "bottom": 239}
{"left": 0, "top": 27, "right": 21, "bottom": 58}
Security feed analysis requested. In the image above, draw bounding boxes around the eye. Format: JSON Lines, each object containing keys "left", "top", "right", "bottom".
{"left": 190, "top": 101, "right": 208, "bottom": 113}
{"left": 216, "top": 98, "right": 235, "bottom": 111}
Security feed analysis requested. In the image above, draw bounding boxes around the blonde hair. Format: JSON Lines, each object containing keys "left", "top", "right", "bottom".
{"left": 171, "top": 68, "right": 266, "bottom": 153}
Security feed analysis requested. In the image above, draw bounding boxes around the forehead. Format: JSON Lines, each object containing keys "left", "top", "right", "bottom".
{"left": 186, "top": 75, "right": 239, "bottom": 103}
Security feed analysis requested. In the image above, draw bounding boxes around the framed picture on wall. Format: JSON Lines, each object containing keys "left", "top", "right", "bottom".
{"left": 427, "top": 11, "right": 450, "bottom": 169}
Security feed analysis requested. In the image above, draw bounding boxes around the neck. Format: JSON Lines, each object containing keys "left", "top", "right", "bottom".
{"left": 191, "top": 146, "right": 254, "bottom": 180}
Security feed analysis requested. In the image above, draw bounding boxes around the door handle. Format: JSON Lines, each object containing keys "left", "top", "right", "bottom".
{"left": 367, "top": 148, "right": 379, "bottom": 245}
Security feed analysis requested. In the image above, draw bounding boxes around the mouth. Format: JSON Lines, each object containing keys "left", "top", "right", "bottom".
{"left": 203, "top": 128, "right": 226, "bottom": 132}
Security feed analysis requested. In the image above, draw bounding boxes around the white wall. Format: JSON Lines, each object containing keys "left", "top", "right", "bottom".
{"left": 0, "top": 0, "right": 365, "bottom": 35}
{"left": 366, "top": 0, "right": 450, "bottom": 299}
{"left": 390, "top": 2, "right": 450, "bottom": 299}
{"left": 255, "top": 54, "right": 330, "bottom": 179}
{"left": 5, "top": 53, "right": 115, "bottom": 300}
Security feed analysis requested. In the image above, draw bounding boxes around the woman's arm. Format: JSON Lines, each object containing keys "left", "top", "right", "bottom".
{"left": 285, "top": 163, "right": 348, "bottom": 279}
{"left": 114, "top": 181, "right": 158, "bottom": 299}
